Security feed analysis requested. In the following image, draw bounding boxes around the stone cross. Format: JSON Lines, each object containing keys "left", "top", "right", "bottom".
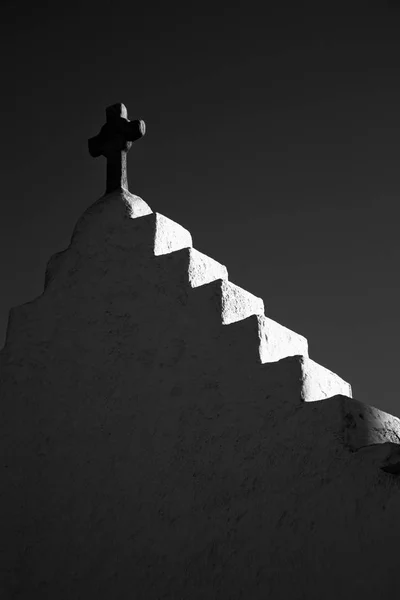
{"left": 88, "top": 103, "right": 146, "bottom": 194}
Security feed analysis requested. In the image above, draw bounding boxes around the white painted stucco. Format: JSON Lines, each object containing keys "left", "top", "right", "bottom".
{"left": 1, "top": 190, "right": 400, "bottom": 599}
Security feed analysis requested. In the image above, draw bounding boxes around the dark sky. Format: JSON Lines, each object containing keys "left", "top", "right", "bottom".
{"left": 1, "top": 1, "right": 400, "bottom": 416}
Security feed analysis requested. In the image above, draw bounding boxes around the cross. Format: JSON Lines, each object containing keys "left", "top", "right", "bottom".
{"left": 88, "top": 103, "right": 146, "bottom": 194}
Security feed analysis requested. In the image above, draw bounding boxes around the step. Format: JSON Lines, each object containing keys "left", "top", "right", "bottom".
{"left": 262, "top": 356, "right": 400, "bottom": 452}
{"left": 299, "top": 356, "right": 352, "bottom": 402}
{"left": 220, "top": 280, "right": 264, "bottom": 324}
{"left": 152, "top": 213, "right": 193, "bottom": 257}
{"left": 155, "top": 247, "right": 228, "bottom": 289}
{"left": 300, "top": 391, "right": 400, "bottom": 451}
{"left": 223, "top": 314, "right": 308, "bottom": 364}
{"left": 259, "top": 316, "right": 308, "bottom": 362}
{"left": 337, "top": 398, "right": 400, "bottom": 451}
{"left": 259, "top": 355, "right": 352, "bottom": 403}
{"left": 69, "top": 209, "right": 193, "bottom": 259}
{"left": 190, "top": 278, "right": 264, "bottom": 325}
{"left": 187, "top": 249, "right": 228, "bottom": 288}
{"left": 45, "top": 212, "right": 193, "bottom": 293}
{"left": 44, "top": 249, "right": 68, "bottom": 290}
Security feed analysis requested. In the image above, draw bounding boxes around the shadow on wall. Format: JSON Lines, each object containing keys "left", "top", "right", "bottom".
{"left": 339, "top": 394, "right": 400, "bottom": 474}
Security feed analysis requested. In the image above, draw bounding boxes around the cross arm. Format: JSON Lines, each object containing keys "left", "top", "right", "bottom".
{"left": 88, "top": 119, "right": 146, "bottom": 158}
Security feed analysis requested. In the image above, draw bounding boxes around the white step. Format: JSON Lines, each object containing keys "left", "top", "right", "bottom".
{"left": 300, "top": 356, "right": 352, "bottom": 402}
{"left": 191, "top": 279, "right": 264, "bottom": 325}
{"left": 153, "top": 213, "right": 192, "bottom": 256}
{"left": 187, "top": 249, "right": 228, "bottom": 288}
{"left": 221, "top": 314, "right": 308, "bottom": 364}
{"left": 260, "top": 355, "right": 352, "bottom": 403}
{"left": 157, "top": 248, "right": 228, "bottom": 288}
{"left": 221, "top": 280, "right": 264, "bottom": 324}
{"left": 259, "top": 316, "right": 308, "bottom": 363}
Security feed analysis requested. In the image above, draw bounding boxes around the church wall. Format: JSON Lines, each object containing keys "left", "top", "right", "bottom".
{"left": 1, "top": 192, "right": 400, "bottom": 599}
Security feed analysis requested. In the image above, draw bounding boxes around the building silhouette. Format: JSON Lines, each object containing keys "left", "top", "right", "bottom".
{"left": 1, "top": 105, "right": 400, "bottom": 599}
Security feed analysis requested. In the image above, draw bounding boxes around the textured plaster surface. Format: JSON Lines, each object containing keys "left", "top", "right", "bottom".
{"left": 1, "top": 193, "right": 400, "bottom": 599}
{"left": 301, "top": 356, "right": 352, "bottom": 402}
{"left": 259, "top": 315, "right": 309, "bottom": 363}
